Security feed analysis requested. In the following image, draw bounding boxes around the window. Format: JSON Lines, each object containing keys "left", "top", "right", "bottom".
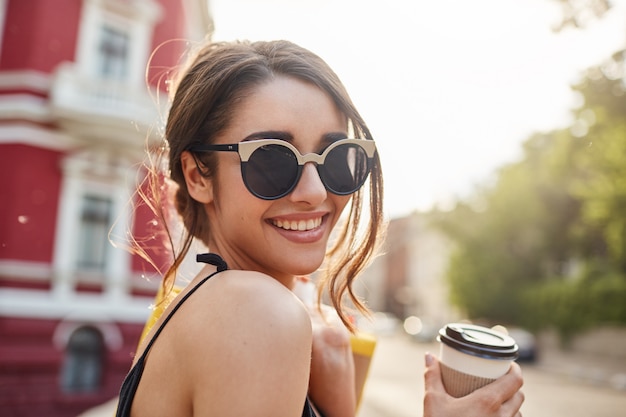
{"left": 97, "top": 24, "right": 130, "bottom": 81}
{"left": 60, "top": 326, "right": 104, "bottom": 393}
{"left": 74, "top": 0, "right": 164, "bottom": 88}
{"left": 76, "top": 195, "right": 113, "bottom": 272}
{"left": 53, "top": 151, "right": 136, "bottom": 299}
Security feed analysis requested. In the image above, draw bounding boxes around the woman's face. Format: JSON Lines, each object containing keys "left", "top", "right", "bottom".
{"left": 204, "top": 76, "right": 351, "bottom": 286}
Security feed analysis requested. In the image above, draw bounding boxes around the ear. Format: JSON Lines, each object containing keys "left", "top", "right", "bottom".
{"left": 180, "top": 151, "right": 214, "bottom": 204}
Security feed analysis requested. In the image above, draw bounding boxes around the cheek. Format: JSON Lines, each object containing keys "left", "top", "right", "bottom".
{"left": 337, "top": 195, "right": 352, "bottom": 212}
{"left": 212, "top": 165, "right": 267, "bottom": 223}
{"left": 213, "top": 161, "right": 248, "bottom": 200}
{"left": 330, "top": 195, "right": 352, "bottom": 226}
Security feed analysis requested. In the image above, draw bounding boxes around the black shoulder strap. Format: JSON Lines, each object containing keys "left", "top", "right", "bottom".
{"left": 197, "top": 252, "right": 228, "bottom": 271}
{"left": 139, "top": 253, "right": 228, "bottom": 356}
{"left": 303, "top": 397, "right": 317, "bottom": 417}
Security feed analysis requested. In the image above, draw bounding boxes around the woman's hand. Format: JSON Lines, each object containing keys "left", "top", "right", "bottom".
{"left": 307, "top": 305, "right": 356, "bottom": 417}
{"left": 423, "top": 353, "right": 524, "bottom": 417}
{"left": 292, "top": 277, "right": 356, "bottom": 417}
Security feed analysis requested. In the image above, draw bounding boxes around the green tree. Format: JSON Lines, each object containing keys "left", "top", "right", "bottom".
{"left": 569, "top": 51, "right": 626, "bottom": 270}
{"left": 431, "top": 49, "right": 626, "bottom": 336}
{"left": 432, "top": 127, "right": 582, "bottom": 325}
{"left": 551, "top": 0, "right": 612, "bottom": 30}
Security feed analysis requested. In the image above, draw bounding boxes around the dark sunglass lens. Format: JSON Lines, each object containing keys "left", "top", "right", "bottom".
{"left": 321, "top": 144, "right": 370, "bottom": 194}
{"left": 243, "top": 144, "right": 299, "bottom": 199}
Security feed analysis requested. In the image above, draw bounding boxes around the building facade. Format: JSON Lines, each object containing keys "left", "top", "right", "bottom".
{"left": 0, "top": 1, "right": 211, "bottom": 415}
{"left": 356, "top": 211, "right": 459, "bottom": 336}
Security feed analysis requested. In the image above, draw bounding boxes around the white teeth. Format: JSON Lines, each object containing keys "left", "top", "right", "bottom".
{"left": 273, "top": 217, "right": 322, "bottom": 231}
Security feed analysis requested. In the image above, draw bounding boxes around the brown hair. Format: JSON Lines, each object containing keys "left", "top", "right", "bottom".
{"left": 152, "top": 39, "right": 384, "bottom": 330}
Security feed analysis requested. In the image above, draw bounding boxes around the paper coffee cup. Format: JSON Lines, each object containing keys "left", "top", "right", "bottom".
{"left": 437, "top": 323, "right": 518, "bottom": 397}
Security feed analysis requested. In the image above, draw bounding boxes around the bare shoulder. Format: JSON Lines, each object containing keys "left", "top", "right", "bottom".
{"left": 178, "top": 270, "right": 313, "bottom": 415}
{"left": 185, "top": 269, "right": 311, "bottom": 329}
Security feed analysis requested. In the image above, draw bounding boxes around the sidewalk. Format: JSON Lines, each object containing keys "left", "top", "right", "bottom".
{"left": 357, "top": 331, "right": 626, "bottom": 417}
{"left": 78, "top": 332, "right": 626, "bottom": 417}
{"left": 77, "top": 398, "right": 117, "bottom": 417}
{"left": 533, "top": 344, "right": 626, "bottom": 391}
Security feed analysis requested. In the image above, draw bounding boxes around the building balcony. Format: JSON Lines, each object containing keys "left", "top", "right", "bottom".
{"left": 49, "top": 62, "right": 166, "bottom": 150}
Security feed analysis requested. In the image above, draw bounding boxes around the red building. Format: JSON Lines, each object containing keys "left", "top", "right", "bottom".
{"left": 0, "top": 1, "right": 212, "bottom": 415}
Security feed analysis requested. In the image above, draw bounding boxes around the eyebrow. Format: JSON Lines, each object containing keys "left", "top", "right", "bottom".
{"left": 242, "top": 131, "right": 292, "bottom": 142}
{"left": 242, "top": 131, "right": 348, "bottom": 145}
{"left": 324, "top": 132, "right": 349, "bottom": 142}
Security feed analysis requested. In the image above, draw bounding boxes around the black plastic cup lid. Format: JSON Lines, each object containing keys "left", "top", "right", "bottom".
{"left": 438, "top": 323, "right": 519, "bottom": 360}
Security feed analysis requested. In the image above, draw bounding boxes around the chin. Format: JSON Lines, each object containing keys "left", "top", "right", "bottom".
{"left": 292, "top": 261, "right": 323, "bottom": 277}
{"left": 286, "top": 252, "right": 325, "bottom": 276}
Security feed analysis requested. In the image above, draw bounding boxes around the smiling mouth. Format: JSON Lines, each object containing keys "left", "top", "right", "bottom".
{"left": 272, "top": 217, "right": 323, "bottom": 231}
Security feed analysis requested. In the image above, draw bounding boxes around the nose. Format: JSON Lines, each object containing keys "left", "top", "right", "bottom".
{"left": 288, "top": 162, "right": 327, "bottom": 205}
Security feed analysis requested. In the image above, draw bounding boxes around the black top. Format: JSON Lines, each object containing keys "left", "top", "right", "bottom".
{"left": 115, "top": 253, "right": 315, "bottom": 417}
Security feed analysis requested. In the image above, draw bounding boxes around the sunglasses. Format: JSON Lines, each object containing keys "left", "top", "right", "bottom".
{"left": 188, "top": 138, "right": 376, "bottom": 200}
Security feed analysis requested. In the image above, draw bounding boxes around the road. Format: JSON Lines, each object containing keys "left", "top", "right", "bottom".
{"left": 358, "top": 333, "right": 626, "bottom": 417}
{"left": 79, "top": 331, "right": 625, "bottom": 417}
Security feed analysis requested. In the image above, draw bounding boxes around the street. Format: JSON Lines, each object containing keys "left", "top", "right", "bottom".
{"left": 79, "top": 331, "right": 626, "bottom": 417}
{"left": 358, "top": 333, "right": 626, "bottom": 417}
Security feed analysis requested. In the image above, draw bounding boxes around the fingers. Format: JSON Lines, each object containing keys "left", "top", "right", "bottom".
{"left": 502, "top": 389, "right": 525, "bottom": 417}
{"left": 475, "top": 362, "right": 523, "bottom": 400}
{"left": 423, "top": 355, "right": 525, "bottom": 417}
{"left": 467, "top": 362, "right": 524, "bottom": 416}
{"left": 423, "top": 353, "right": 451, "bottom": 417}
{"left": 423, "top": 353, "right": 446, "bottom": 393}
{"left": 499, "top": 364, "right": 525, "bottom": 417}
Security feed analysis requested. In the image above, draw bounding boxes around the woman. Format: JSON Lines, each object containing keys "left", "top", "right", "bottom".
{"left": 116, "top": 39, "right": 524, "bottom": 417}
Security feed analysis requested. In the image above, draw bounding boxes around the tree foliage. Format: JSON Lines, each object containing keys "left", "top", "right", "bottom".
{"left": 551, "top": 0, "right": 612, "bottom": 31}
{"left": 431, "top": 49, "right": 626, "bottom": 337}
{"left": 570, "top": 52, "right": 626, "bottom": 269}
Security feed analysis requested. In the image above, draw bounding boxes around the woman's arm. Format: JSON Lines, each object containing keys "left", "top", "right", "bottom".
{"left": 423, "top": 353, "right": 524, "bottom": 417}
{"left": 184, "top": 271, "right": 314, "bottom": 417}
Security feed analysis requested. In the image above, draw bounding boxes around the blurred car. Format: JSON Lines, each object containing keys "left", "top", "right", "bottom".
{"left": 506, "top": 327, "right": 538, "bottom": 363}
{"left": 473, "top": 323, "right": 539, "bottom": 363}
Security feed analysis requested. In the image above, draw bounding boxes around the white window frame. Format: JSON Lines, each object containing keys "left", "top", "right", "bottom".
{"left": 74, "top": 0, "right": 163, "bottom": 88}
{"left": 0, "top": 0, "right": 7, "bottom": 59}
{"left": 95, "top": 22, "right": 131, "bottom": 82}
{"left": 52, "top": 150, "right": 135, "bottom": 301}
{"left": 75, "top": 193, "right": 115, "bottom": 273}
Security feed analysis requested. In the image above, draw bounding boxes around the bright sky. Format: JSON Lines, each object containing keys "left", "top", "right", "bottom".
{"left": 209, "top": 0, "right": 626, "bottom": 218}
